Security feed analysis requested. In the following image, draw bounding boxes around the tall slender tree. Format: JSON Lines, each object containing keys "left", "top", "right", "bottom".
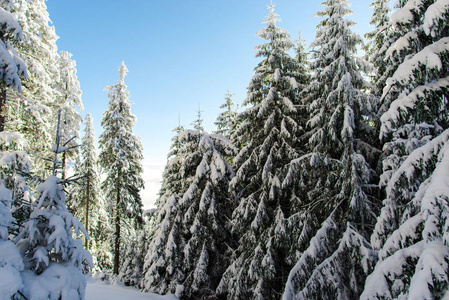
{"left": 99, "top": 62, "right": 144, "bottom": 275}
{"left": 55, "top": 50, "right": 83, "bottom": 179}
{"left": 214, "top": 90, "right": 238, "bottom": 140}
{"left": 217, "top": 3, "right": 311, "bottom": 299}
{"left": 6, "top": 0, "right": 60, "bottom": 171}
{"left": 282, "top": 0, "right": 379, "bottom": 299}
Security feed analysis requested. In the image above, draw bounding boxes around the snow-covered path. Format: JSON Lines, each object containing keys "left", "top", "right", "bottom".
{"left": 85, "top": 278, "right": 178, "bottom": 300}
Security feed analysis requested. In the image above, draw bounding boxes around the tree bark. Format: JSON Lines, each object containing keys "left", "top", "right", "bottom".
{"left": 0, "top": 88, "right": 6, "bottom": 132}
{"left": 113, "top": 185, "right": 121, "bottom": 275}
{"left": 85, "top": 176, "right": 90, "bottom": 250}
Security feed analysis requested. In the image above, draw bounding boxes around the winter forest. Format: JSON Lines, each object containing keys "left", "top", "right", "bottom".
{"left": 0, "top": 0, "right": 448, "bottom": 299}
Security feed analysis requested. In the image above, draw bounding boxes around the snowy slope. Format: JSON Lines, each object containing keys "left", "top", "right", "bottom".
{"left": 85, "top": 277, "right": 178, "bottom": 300}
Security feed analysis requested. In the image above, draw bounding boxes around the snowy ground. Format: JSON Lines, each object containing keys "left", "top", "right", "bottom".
{"left": 85, "top": 277, "right": 178, "bottom": 300}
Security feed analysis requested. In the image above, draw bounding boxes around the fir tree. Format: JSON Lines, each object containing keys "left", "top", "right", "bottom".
{"left": 0, "top": 2, "right": 27, "bottom": 131}
{"left": 191, "top": 104, "right": 204, "bottom": 132}
{"left": 282, "top": 0, "right": 379, "bottom": 299}
{"left": 6, "top": 0, "right": 60, "bottom": 171}
{"left": 69, "top": 113, "right": 111, "bottom": 271}
{"left": 142, "top": 130, "right": 236, "bottom": 299}
{"left": 217, "top": 3, "right": 311, "bottom": 299}
{"left": 99, "top": 62, "right": 144, "bottom": 275}
{"left": 14, "top": 110, "right": 91, "bottom": 299}
{"left": 54, "top": 50, "right": 83, "bottom": 179}
{"left": 362, "top": 1, "right": 449, "bottom": 298}
{"left": 214, "top": 90, "right": 238, "bottom": 140}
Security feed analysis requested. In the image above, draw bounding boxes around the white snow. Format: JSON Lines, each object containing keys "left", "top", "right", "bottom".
{"left": 85, "top": 277, "right": 178, "bottom": 300}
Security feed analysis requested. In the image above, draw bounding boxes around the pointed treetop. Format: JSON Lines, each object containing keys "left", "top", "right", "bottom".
{"left": 118, "top": 61, "right": 128, "bottom": 84}
{"left": 263, "top": 1, "right": 280, "bottom": 25}
{"left": 192, "top": 103, "right": 204, "bottom": 132}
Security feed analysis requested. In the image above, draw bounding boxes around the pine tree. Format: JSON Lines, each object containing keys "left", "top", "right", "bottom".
{"left": 362, "top": 1, "right": 449, "bottom": 298}
{"left": 0, "top": 7, "right": 28, "bottom": 298}
{"left": 0, "top": 2, "right": 27, "bottom": 131}
{"left": 69, "top": 113, "right": 111, "bottom": 272}
{"left": 364, "top": 0, "right": 393, "bottom": 97}
{"left": 119, "top": 211, "right": 153, "bottom": 287}
{"left": 282, "top": 0, "right": 379, "bottom": 299}
{"left": 99, "top": 62, "right": 144, "bottom": 275}
{"left": 191, "top": 104, "right": 204, "bottom": 132}
{"left": 55, "top": 50, "right": 83, "bottom": 179}
{"left": 217, "top": 3, "right": 311, "bottom": 299}
{"left": 142, "top": 129, "right": 236, "bottom": 299}
{"left": 14, "top": 110, "right": 91, "bottom": 299}
{"left": 5, "top": 0, "right": 60, "bottom": 171}
{"left": 214, "top": 90, "right": 238, "bottom": 140}
{"left": 0, "top": 132, "right": 28, "bottom": 299}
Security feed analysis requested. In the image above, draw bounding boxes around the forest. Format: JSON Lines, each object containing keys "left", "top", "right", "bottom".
{"left": 0, "top": 0, "right": 448, "bottom": 299}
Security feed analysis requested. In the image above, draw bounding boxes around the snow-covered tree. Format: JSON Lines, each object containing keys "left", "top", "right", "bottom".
{"left": 0, "top": 132, "right": 28, "bottom": 299}
{"left": 5, "top": 0, "right": 60, "bottom": 171}
{"left": 142, "top": 130, "right": 236, "bottom": 299}
{"left": 0, "top": 8, "right": 28, "bottom": 298}
{"left": 364, "top": 0, "right": 393, "bottom": 97}
{"left": 362, "top": 1, "right": 449, "bottom": 298}
{"left": 119, "top": 210, "right": 154, "bottom": 287}
{"left": 99, "top": 62, "right": 144, "bottom": 275}
{"left": 191, "top": 104, "right": 204, "bottom": 132}
{"left": 214, "top": 90, "right": 238, "bottom": 140}
{"left": 282, "top": 0, "right": 379, "bottom": 299}
{"left": 216, "top": 4, "right": 311, "bottom": 299}
{"left": 14, "top": 110, "right": 92, "bottom": 299}
{"left": 54, "top": 50, "right": 83, "bottom": 179}
{"left": 69, "top": 113, "right": 111, "bottom": 272}
{"left": 0, "top": 3, "right": 27, "bottom": 131}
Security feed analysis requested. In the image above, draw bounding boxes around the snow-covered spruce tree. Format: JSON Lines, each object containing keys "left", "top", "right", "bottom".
{"left": 282, "top": 0, "right": 379, "bottom": 299}
{"left": 214, "top": 90, "right": 238, "bottom": 140}
{"left": 54, "top": 50, "right": 83, "bottom": 179}
{"left": 99, "top": 62, "right": 144, "bottom": 275}
{"left": 364, "top": 0, "right": 393, "bottom": 98}
{"left": 14, "top": 110, "right": 92, "bottom": 299}
{"left": 0, "top": 132, "right": 30, "bottom": 299}
{"left": 5, "top": 0, "right": 60, "bottom": 172}
{"left": 0, "top": 7, "right": 28, "bottom": 298}
{"left": 216, "top": 4, "right": 311, "bottom": 299}
{"left": 69, "top": 113, "right": 111, "bottom": 271}
{"left": 142, "top": 129, "right": 236, "bottom": 299}
{"left": 0, "top": 2, "right": 27, "bottom": 131}
{"left": 192, "top": 105, "right": 204, "bottom": 132}
{"left": 140, "top": 123, "right": 187, "bottom": 294}
{"left": 119, "top": 211, "right": 152, "bottom": 287}
{"left": 361, "top": 1, "right": 449, "bottom": 298}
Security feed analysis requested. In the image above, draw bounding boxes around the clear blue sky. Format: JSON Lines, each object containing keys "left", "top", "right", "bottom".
{"left": 46, "top": 0, "right": 374, "bottom": 208}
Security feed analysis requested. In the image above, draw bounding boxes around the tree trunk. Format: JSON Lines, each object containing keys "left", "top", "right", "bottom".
{"left": 113, "top": 186, "right": 121, "bottom": 275}
{"left": 62, "top": 152, "right": 67, "bottom": 179}
{"left": 85, "top": 176, "right": 90, "bottom": 250}
{"left": 0, "top": 88, "right": 6, "bottom": 132}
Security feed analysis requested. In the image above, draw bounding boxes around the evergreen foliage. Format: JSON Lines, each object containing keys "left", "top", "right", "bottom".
{"left": 142, "top": 129, "right": 236, "bottom": 299}
{"left": 54, "top": 50, "right": 83, "bottom": 179}
{"left": 282, "top": 0, "right": 379, "bottom": 298}
{"left": 217, "top": 3, "right": 311, "bottom": 299}
{"left": 70, "top": 113, "right": 111, "bottom": 271}
{"left": 13, "top": 110, "right": 92, "bottom": 299}
{"left": 363, "top": 0, "right": 449, "bottom": 298}
{"left": 5, "top": 0, "right": 60, "bottom": 171}
{"left": 99, "top": 62, "right": 144, "bottom": 275}
{"left": 214, "top": 90, "right": 238, "bottom": 140}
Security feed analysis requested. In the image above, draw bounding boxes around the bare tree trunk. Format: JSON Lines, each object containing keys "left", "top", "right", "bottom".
{"left": 0, "top": 88, "right": 6, "bottom": 132}
{"left": 85, "top": 176, "right": 90, "bottom": 249}
{"left": 113, "top": 186, "right": 121, "bottom": 275}
{"left": 62, "top": 152, "right": 67, "bottom": 179}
